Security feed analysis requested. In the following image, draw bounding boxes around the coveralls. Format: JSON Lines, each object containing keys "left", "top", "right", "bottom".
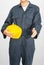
{"left": 1, "top": 1, "right": 42, "bottom": 65}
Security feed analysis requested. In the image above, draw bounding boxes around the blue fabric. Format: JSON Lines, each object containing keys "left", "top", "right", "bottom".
{"left": 1, "top": 1, "right": 42, "bottom": 65}
{"left": 9, "top": 36, "right": 35, "bottom": 65}
{"left": 1, "top": 1, "right": 42, "bottom": 39}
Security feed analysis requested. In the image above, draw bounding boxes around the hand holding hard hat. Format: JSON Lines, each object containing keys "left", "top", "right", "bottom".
{"left": 3, "top": 24, "right": 23, "bottom": 39}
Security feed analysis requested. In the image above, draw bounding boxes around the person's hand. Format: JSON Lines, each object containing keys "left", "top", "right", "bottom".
{"left": 3, "top": 29, "right": 13, "bottom": 38}
{"left": 31, "top": 28, "right": 37, "bottom": 38}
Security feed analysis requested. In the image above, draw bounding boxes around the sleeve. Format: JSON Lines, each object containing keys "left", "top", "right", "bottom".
{"left": 1, "top": 8, "right": 13, "bottom": 39}
{"left": 32, "top": 6, "right": 42, "bottom": 39}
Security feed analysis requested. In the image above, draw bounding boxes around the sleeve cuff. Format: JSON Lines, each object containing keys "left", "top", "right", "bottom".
{"left": 1, "top": 28, "right": 7, "bottom": 39}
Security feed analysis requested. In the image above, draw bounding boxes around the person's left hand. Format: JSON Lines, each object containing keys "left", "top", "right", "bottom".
{"left": 31, "top": 28, "right": 37, "bottom": 38}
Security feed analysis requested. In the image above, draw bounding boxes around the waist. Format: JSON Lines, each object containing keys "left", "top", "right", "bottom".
{"left": 21, "top": 28, "right": 32, "bottom": 38}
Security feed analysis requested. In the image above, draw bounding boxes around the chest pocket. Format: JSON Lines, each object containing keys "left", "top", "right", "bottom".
{"left": 22, "top": 15, "right": 33, "bottom": 29}
{"left": 12, "top": 14, "right": 22, "bottom": 27}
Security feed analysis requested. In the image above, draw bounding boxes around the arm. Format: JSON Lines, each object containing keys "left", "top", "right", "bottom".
{"left": 1, "top": 8, "right": 13, "bottom": 39}
{"left": 31, "top": 6, "right": 42, "bottom": 39}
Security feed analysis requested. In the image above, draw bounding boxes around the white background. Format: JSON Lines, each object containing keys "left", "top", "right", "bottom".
{"left": 0, "top": 0, "right": 44, "bottom": 65}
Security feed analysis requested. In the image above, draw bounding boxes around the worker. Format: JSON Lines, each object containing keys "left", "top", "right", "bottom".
{"left": 1, "top": 0, "right": 42, "bottom": 65}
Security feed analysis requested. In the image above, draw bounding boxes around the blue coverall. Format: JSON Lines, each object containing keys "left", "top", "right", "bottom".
{"left": 1, "top": 1, "right": 42, "bottom": 65}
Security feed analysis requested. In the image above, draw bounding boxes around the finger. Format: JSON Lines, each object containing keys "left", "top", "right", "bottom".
{"left": 3, "top": 29, "right": 9, "bottom": 35}
{"left": 32, "top": 28, "right": 35, "bottom": 33}
{"left": 31, "top": 31, "right": 37, "bottom": 38}
{"left": 7, "top": 33, "right": 13, "bottom": 37}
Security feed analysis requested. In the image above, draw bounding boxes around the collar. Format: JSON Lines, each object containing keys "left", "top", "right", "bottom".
{"left": 18, "top": 1, "right": 32, "bottom": 8}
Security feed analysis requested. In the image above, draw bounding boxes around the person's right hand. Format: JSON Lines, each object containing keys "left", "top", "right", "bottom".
{"left": 3, "top": 29, "right": 13, "bottom": 38}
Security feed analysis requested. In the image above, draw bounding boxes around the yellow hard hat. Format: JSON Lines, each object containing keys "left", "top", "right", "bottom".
{"left": 6, "top": 24, "right": 22, "bottom": 39}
